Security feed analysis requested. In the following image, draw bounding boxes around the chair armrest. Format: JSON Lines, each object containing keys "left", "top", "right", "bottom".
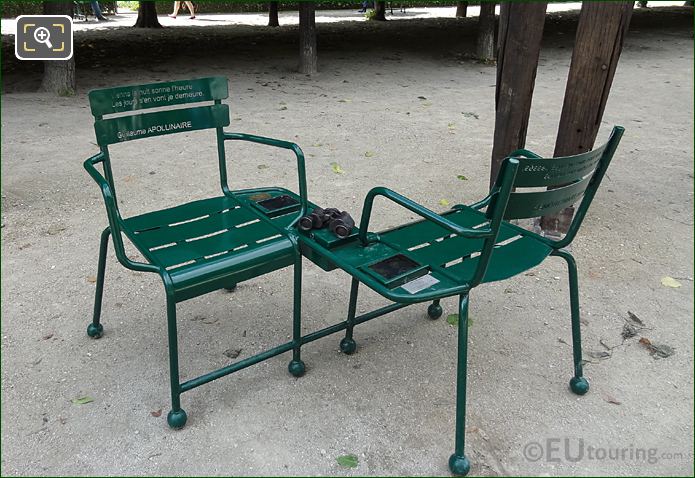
{"left": 223, "top": 132, "right": 308, "bottom": 228}
{"left": 358, "top": 187, "right": 493, "bottom": 246}
{"left": 456, "top": 194, "right": 492, "bottom": 211}
{"left": 83, "top": 153, "right": 160, "bottom": 274}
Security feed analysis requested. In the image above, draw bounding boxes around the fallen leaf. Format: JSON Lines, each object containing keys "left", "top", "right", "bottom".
{"left": 447, "top": 123, "right": 456, "bottom": 129}
{"left": 47, "top": 224, "right": 67, "bottom": 235}
{"left": 87, "top": 276, "right": 97, "bottom": 283}
{"left": 257, "top": 164, "right": 269, "bottom": 170}
{"left": 627, "top": 311, "right": 644, "bottom": 326}
{"left": 150, "top": 409, "right": 162, "bottom": 417}
{"left": 601, "top": 393, "right": 621, "bottom": 405}
{"left": 660, "top": 276, "right": 681, "bottom": 288}
{"left": 638, "top": 337, "right": 675, "bottom": 358}
{"left": 417, "top": 96, "right": 427, "bottom": 100}
{"left": 622, "top": 323, "right": 638, "bottom": 339}
{"left": 456, "top": 175, "right": 468, "bottom": 181}
{"left": 338, "top": 99, "right": 351, "bottom": 103}
{"left": 279, "top": 106, "right": 288, "bottom": 111}
{"left": 224, "top": 348, "right": 242, "bottom": 359}
{"left": 445, "top": 314, "right": 473, "bottom": 328}
{"left": 71, "top": 396, "right": 94, "bottom": 405}
{"left": 462, "top": 111, "right": 479, "bottom": 119}
{"left": 439, "top": 199, "right": 450, "bottom": 206}
{"left": 312, "top": 143, "right": 323, "bottom": 147}
{"left": 330, "top": 162, "right": 345, "bottom": 174}
{"left": 446, "top": 313, "right": 459, "bottom": 327}
{"left": 336, "top": 454, "right": 358, "bottom": 468}
{"left": 651, "top": 344, "right": 676, "bottom": 359}
{"left": 587, "top": 350, "right": 611, "bottom": 360}
{"left": 364, "top": 151, "right": 375, "bottom": 158}
{"left": 42, "top": 333, "right": 54, "bottom": 340}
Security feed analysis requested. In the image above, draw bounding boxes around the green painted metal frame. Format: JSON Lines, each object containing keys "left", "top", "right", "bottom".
{"left": 85, "top": 77, "right": 314, "bottom": 429}
{"left": 84, "top": 76, "right": 624, "bottom": 476}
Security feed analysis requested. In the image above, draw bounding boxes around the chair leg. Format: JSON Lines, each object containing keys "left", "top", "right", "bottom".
{"left": 87, "top": 227, "right": 111, "bottom": 339}
{"left": 165, "top": 292, "right": 187, "bottom": 429}
{"left": 449, "top": 293, "right": 471, "bottom": 476}
{"left": 554, "top": 250, "right": 589, "bottom": 395}
{"left": 339, "top": 278, "right": 359, "bottom": 355}
{"left": 427, "top": 298, "right": 443, "bottom": 320}
{"left": 288, "top": 255, "right": 306, "bottom": 377}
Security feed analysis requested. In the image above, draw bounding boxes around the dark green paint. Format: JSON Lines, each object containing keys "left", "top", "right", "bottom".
{"left": 94, "top": 104, "right": 230, "bottom": 146}
{"left": 88, "top": 76, "right": 229, "bottom": 116}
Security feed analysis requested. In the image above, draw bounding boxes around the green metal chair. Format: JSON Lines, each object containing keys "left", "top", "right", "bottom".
{"left": 84, "top": 77, "right": 311, "bottom": 429}
{"left": 297, "top": 126, "right": 624, "bottom": 475}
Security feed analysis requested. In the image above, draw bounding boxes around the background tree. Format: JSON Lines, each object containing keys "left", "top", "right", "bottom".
{"left": 541, "top": 1, "right": 633, "bottom": 235}
{"left": 268, "top": 1, "right": 279, "bottom": 27}
{"left": 374, "top": 1, "right": 386, "bottom": 21}
{"left": 456, "top": 1, "right": 468, "bottom": 18}
{"left": 134, "top": 1, "right": 162, "bottom": 28}
{"left": 298, "top": 2, "right": 317, "bottom": 74}
{"left": 41, "top": 1, "right": 75, "bottom": 95}
{"left": 490, "top": 2, "right": 547, "bottom": 186}
{"left": 476, "top": 2, "right": 496, "bottom": 62}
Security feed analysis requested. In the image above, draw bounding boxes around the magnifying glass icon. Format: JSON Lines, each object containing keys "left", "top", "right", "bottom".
{"left": 33, "top": 27, "right": 53, "bottom": 49}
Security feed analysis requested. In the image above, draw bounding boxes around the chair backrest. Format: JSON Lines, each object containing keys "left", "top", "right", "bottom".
{"left": 469, "top": 126, "right": 624, "bottom": 286}
{"left": 495, "top": 126, "right": 623, "bottom": 227}
{"left": 88, "top": 76, "right": 230, "bottom": 146}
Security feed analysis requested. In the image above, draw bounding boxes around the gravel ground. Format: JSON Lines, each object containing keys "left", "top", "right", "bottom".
{"left": 1, "top": 6, "right": 693, "bottom": 476}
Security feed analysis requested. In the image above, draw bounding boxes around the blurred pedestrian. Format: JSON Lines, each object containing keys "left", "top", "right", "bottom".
{"left": 169, "top": 1, "right": 195, "bottom": 19}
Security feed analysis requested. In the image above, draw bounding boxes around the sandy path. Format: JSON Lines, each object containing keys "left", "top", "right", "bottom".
{"left": 1, "top": 6, "right": 693, "bottom": 476}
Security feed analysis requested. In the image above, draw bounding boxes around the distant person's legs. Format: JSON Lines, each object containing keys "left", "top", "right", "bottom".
{"left": 91, "top": 0, "right": 108, "bottom": 21}
{"left": 171, "top": 1, "right": 195, "bottom": 19}
{"left": 169, "top": 1, "right": 181, "bottom": 18}
{"left": 184, "top": 1, "right": 195, "bottom": 19}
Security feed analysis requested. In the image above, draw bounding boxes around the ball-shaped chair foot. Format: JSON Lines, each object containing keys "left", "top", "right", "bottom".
{"left": 87, "top": 323, "right": 104, "bottom": 339}
{"left": 288, "top": 359, "right": 306, "bottom": 377}
{"left": 569, "top": 376, "right": 589, "bottom": 395}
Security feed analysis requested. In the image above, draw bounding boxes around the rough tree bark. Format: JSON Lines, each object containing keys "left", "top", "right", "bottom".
{"left": 298, "top": 2, "right": 317, "bottom": 74}
{"left": 476, "top": 2, "right": 496, "bottom": 62}
{"left": 374, "top": 1, "right": 386, "bottom": 21}
{"left": 134, "top": 1, "right": 162, "bottom": 28}
{"left": 540, "top": 1, "right": 633, "bottom": 234}
{"left": 456, "top": 2, "right": 468, "bottom": 18}
{"left": 41, "top": 1, "right": 75, "bottom": 95}
{"left": 268, "top": 1, "right": 279, "bottom": 27}
{"left": 490, "top": 2, "right": 547, "bottom": 187}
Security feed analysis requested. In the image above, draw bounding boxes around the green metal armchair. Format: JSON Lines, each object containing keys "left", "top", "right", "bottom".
{"left": 84, "top": 77, "right": 311, "bottom": 429}
{"left": 296, "top": 126, "right": 624, "bottom": 475}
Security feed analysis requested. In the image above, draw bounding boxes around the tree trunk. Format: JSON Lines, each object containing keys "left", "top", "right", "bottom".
{"left": 476, "top": 2, "right": 496, "bottom": 62}
{"left": 41, "top": 1, "right": 75, "bottom": 95}
{"left": 268, "top": 1, "right": 279, "bottom": 27}
{"left": 540, "top": 1, "right": 633, "bottom": 235}
{"left": 298, "top": 2, "right": 317, "bottom": 74}
{"left": 134, "top": 1, "right": 162, "bottom": 28}
{"left": 490, "top": 2, "right": 547, "bottom": 187}
{"left": 456, "top": 1, "right": 468, "bottom": 18}
{"left": 374, "top": 1, "right": 386, "bottom": 21}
